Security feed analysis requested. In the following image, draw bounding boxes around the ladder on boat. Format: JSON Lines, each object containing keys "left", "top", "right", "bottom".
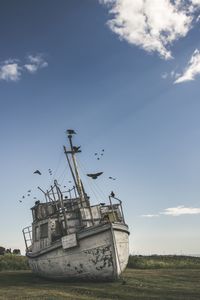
{"left": 22, "top": 226, "right": 32, "bottom": 251}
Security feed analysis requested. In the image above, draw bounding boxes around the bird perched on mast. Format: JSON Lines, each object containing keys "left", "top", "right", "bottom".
{"left": 73, "top": 146, "right": 81, "bottom": 152}
{"left": 67, "top": 129, "right": 76, "bottom": 135}
{"left": 110, "top": 191, "right": 115, "bottom": 198}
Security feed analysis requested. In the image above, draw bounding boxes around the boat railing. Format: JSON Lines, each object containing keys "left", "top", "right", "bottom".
{"left": 108, "top": 195, "right": 125, "bottom": 223}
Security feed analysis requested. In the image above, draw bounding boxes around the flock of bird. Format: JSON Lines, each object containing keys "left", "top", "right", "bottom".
{"left": 63, "top": 181, "right": 72, "bottom": 188}
{"left": 94, "top": 149, "right": 104, "bottom": 161}
{"left": 20, "top": 189, "right": 37, "bottom": 203}
{"left": 19, "top": 146, "right": 117, "bottom": 203}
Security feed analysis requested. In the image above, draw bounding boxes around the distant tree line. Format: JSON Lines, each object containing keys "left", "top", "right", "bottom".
{"left": 0, "top": 246, "right": 21, "bottom": 255}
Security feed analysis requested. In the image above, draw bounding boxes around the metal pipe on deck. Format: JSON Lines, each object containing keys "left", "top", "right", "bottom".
{"left": 38, "top": 186, "right": 48, "bottom": 203}
{"left": 54, "top": 180, "right": 68, "bottom": 235}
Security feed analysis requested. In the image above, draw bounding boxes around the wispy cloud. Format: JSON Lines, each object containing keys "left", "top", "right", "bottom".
{"left": 0, "top": 54, "right": 48, "bottom": 82}
{"left": 100, "top": 0, "right": 200, "bottom": 59}
{"left": 161, "top": 205, "right": 200, "bottom": 216}
{"left": 174, "top": 49, "right": 200, "bottom": 83}
{"left": 161, "top": 73, "right": 168, "bottom": 79}
{"left": 24, "top": 54, "right": 48, "bottom": 74}
{"left": 141, "top": 214, "right": 160, "bottom": 218}
{"left": 161, "top": 70, "right": 180, "bottom": 81}
{"left": 141, "top": 205, "right": 200, "bottom": 217}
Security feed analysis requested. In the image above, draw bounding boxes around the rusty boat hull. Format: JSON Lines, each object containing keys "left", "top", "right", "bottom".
{"left": 27, "top": 223, "right": 129, "bottom": 280}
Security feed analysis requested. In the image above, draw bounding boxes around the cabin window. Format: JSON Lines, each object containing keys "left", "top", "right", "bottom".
{"left": 62, "top": 220, "right": 66, "bottom": 229}
{"left": 35, "top": 226, "right": 39, "bottom": 241}
{"left": 51, "top": 221, "right": 62, "bottom": 242}
{"left": 55, "top": 221, "right": 62, "bottom": 235}
{"left": 40, "top": 223, "right": 48, "bottom": 239}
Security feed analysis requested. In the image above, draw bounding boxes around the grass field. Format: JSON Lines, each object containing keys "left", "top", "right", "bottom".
{"left": 0, "top": 254, "right": 29, "bottom": 271}
{"left": 128, "top": 255, "right": 200, "bottom": 269}
{"left": 0, "top": 268, "right": 200, "bottom": 300}
{"left": 1, "top": 255, "right": 200, "bottom": 299}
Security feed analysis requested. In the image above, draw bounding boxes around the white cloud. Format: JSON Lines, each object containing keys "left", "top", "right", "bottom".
{"left": 174, "top": 49, "right": 200, "bottom": 83}
{"left": 0, "top": 62, "right": 22, "bottom": 81}
{"left": 24, "top": 54, "right": 48, "bottom": 74}
{"left": 0, "top": 54, "right": 48, "bottom": 82}
{"left": 101, "top": 0, "right": 200, "bottom": 59}
{"left": 161, "top": 205, "right": 200, "bottom": 216}
{"left": 141, "top": 214, "right": 160, "bottom": 218}
{"left": 192, "top": 0, "right": 200, "bottom": 5}
{"left": 141, "top": 205, "right": 200, "bottom": 217}
{"left": 24, "top": 64, "right": 38, "bottom": 73}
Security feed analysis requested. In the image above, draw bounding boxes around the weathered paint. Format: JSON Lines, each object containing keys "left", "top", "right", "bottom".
{"left": 112, "top": 224, "right": 130, "bottom": 275}
{"left": 62, "top": 233, "right": 77, "bottom": 249}
{"left": 28, "top": 223, "right": 129, "bottom": 280}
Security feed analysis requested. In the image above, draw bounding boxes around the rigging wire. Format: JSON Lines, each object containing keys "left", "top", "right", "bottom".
{"left": 76, "top": 157, "right": 107, "bottom": 202}
{"left": 59, "top": 156, "right": 75, "bottom": 187}
{"left": 74, "top": 159, "right": 98, "bottom": 200}
{"left": 92, "top": 177, "right": 108, "bottom": 199}
{"left": 75, "top": 159, "right": 100, "bottom": 202}
{"left": 49, "top": 148, "right": 65, "bottom": 186}
{"left": 77, "top": 157, "right": 107, "bottom": 199}
{"left": 57, "top": 165, "right": 68, "bottom": 186}
{"left": 78, "top": 160, "right": 106, "bottom": 200}
{"left": 85, "top": 177, "right": 100, "bottom": 203}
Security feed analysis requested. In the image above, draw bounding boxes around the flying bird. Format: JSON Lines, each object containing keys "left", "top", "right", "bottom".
{"left": 87, "top": 172, "right": 103, "bottom": 179}
{"left": 27, "top": 194, "right": 30, "bottom": 197}
{"left": 19, "top": 200, "right": 22, "bottom": 203}
{"left": 109, "top": 176, "right": 116, "bottom": 180}
{"left": 22, "top": 196, "right": 25, "bottom": 199}
{"left": 27, "top": 190, "right": 31, "bottom": 193}
{"left": 94, "top": 153, "right": 98, "bottom": 156}
{"left": 67, "top": 129, "right": 76, "bottom": 135}
{"left": 33, "top": 170, "right": 42, "bottom": 175}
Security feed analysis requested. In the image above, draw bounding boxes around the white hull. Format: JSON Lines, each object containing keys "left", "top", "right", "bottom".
{"left": 27, "top": 223, "right": 129, "bottom": 280}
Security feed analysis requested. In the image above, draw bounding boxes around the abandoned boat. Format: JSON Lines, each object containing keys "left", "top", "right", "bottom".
{"left": 23, "top": 130, "right": 129, "bottom": 280}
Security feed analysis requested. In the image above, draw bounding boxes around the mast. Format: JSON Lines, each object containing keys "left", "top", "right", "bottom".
{"left": 64, "top": 130, "right": 85, "bottom": 207}
{"left": 63, "top": 145, "right": 79, "bottom": 196}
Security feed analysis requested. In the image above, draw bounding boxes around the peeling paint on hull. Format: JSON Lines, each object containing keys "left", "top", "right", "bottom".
{"left": 27, "top": 223, "right": 129, "bottom": 280}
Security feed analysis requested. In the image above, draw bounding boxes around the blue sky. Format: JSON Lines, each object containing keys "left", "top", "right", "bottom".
{"left": 1, "top": 0, "right": 200, "bottom": 255}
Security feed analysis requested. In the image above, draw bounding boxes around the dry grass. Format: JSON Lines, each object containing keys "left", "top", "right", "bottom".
{"left": 0, "top": 268, "right": 200, "bottom": 299}
{"left": 128, "top": 255, "right": 200, "bottom": 269}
